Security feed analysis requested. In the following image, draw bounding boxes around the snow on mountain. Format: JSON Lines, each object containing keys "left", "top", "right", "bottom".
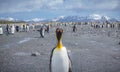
{"left": 24, "top": 19, "right": 31, "bottom": 22}
{"left": 24, "top": 18, "right": 45, "bottom": 22}
{"left": 89, "top": 14, "right": 102, "bottom": 20}
{"left": 23, "top": 15, "right": 118, "bottom": 22}
{"left": 0, "top": 14, "right": 118, "bottom": 22}
{"left": 103, "top": 16, "right": 110, "bottom": 20}
{"left": 52, "top": 16, "right": 65, "bottom": 21}
{"left": 51, "top": 14, "right": 117, "bottom": 22}
{"left": 54, "top": 16, "right": 84, "bottom": 22}
{"left": 89, "top": 14, "right": 110, "bottom": 21}
{"left": 32, "top": 18, "right": 45, "bottom": 22}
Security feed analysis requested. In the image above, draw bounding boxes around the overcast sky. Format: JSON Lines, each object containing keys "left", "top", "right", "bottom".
{"left": 0, "top": 0, "right": 120, "bottom": 20}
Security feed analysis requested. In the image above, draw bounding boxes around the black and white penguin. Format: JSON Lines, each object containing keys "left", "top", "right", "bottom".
{"left": 73, "top": 24, "right": 77, "bottom": 32}
{"left": 0, "top": 25, "right": 3, "bottom": 35}
{"left": 40, "top": 26, "right": 45, "bottom": 38}
{"left": 11, "top": 25, "right": 15, "bottom": 34}
{"left": 26, "top": 24, "right": 29, "bottom": 32}
{"left": 50, "top": 28, "right": 72, "bottom": 72}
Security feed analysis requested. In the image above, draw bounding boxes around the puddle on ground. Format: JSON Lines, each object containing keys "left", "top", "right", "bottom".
{"left": 17, "top": 38, "right": 33, "bottom": 44}
{"left": 2, "top": 38, "right": 33, "bottom": 49}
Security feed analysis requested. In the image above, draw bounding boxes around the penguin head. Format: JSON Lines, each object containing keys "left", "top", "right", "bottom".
{"left": 56, "top": 28, "right": 63, "bottom": 41}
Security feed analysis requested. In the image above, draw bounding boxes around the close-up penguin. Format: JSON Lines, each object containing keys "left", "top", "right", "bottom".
{"left": 50, "top": 28, "right": 72, "bottom": 72}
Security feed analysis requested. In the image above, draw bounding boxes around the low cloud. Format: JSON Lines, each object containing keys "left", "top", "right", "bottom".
{"left": 0, "top": 0, "right": 119, "bottom": 13}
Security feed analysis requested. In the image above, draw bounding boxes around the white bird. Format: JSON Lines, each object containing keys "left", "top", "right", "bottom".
{"left": 50, "top": 28, "right": 72, "bottom": 72}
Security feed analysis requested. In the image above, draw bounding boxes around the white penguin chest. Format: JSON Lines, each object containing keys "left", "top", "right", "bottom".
{"left": 0, "top": 28, "right": 3, "bottom": 34}
{"left": 51, "top": 47, "right": 69, "bottom": 72}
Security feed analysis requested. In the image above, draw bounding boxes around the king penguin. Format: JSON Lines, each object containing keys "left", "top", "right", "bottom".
{"left": 0, "top": 25, "right": 3, "bottom": 35}
{"left": 11, "top": 25, "right": 15, "bottom": 34}
{"left": 50, "top": 28, "right": 72, "bottom": 72}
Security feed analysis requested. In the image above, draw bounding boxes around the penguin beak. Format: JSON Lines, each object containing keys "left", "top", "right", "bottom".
{"left": 56, "top": 28, "right": 63, "bottom": 41}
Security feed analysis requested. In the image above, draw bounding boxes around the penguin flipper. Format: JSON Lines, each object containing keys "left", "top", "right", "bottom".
{"left": 69, "top": 59, "right": 72, "bottom": 72}
{"left": 68, "top": 51, "right": 72, "bottom": 72}
{"left": 49, "top": 47, "right": 56, "bottom": 72}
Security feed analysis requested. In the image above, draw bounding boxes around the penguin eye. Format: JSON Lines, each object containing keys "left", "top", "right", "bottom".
{"left": 57, "top": 29, "right": 59, "bottom": 32}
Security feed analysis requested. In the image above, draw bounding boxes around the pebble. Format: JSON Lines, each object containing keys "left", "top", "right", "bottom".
{"left": 75, "top": 43, "right": 78, "bottom": 46}
{"left": 31, "top": 52, "right": 40, "bottom": 56}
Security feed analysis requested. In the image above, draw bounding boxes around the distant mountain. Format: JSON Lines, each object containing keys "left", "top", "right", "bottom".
{"left": 0, "top": 14, "right": 118, "bottom": 23}
{"left": 50, "top": 14, "right": 118, "bottom": 22}
{"left": 52, "top": 16, "right": 85, "bottom": 22}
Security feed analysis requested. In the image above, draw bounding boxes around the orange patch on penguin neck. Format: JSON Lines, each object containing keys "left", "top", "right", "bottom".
{"left": 56, "top": 41, "right": 63, "bottom": 49}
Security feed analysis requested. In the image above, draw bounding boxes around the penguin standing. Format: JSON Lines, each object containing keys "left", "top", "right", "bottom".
{"left": 11, "top": 25, "right": 15, "bottom": 34}
{"left": 40, "top": 26, "right": 45, "bottom": 38}
{"left": 50, "top": 28, "right": 72, "bottom": 72}
{"left": 15, "top": 26, "right": 19, "bottom": 32}
{"left": 26, "top": 24, "right": 29, "bottom": 32}
{"left": 23, "top": 25, "right": 26, "bottom": 32}
{"left": 46, "top": 25, "right": 50, "bottom": 33}
{"left": 6, "top": 24, "right": 10, "bottom": 34}
{"left": 73, "top": 24, "right": 77, "bottom": 32}
{"left": 32, "top": 24, "right": 35, "bottom": 31}
{"left": 0, "top": 25, "right": 3, "bottom": 35}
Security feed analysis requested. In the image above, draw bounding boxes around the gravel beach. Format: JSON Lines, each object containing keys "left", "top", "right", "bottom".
{"left": 0, "top": 24, "right": 120, "bottom": 72}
